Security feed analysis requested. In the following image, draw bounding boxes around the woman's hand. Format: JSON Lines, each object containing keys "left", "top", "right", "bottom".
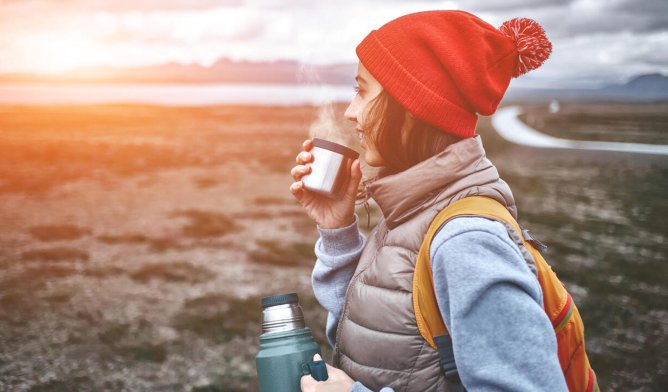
{"left": 300, "top": 354, "right": 355, "bottom": 392}
{"left": 290, "top": 139, "right": 363, "bottom": 229}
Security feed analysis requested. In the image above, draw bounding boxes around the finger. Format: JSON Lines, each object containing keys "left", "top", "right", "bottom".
{"left": 300, "top": 375, "right": 314, "bottom": 391}
{"left": 296, "top": 151, "right": 313, "bottom": 165}
{"left": 350, "top": 159, "right": 362, "bottom": 181}
{"left": 303, "top": 139, "right": 313, "bottom": 151}
{"left": 323, "top": 361, "right": 338, "bottom": 372}
{"left": 291, "top": 165, "right": 312, "bottom": 181}
{"left": 313, "top": 353, "right": 322, "bottom": 361}
{"left": 345, "top": 159, "right": 362, "bottom": 196}
{"left": 289, "top": 181, "right": 304, "bottom": 197}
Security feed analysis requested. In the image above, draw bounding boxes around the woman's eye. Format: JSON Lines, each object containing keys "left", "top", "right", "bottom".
{"left": 353, "top": 85, "right": 362, "bottom": 94}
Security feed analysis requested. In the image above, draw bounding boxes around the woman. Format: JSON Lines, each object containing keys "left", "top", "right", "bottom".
{"left": 290, "top": 10, "right": 566, "bottom": 392}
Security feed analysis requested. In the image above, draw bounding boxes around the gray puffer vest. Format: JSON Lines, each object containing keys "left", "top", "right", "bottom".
{"left": 333, "top": 136, "right": 517, "bottom": 391}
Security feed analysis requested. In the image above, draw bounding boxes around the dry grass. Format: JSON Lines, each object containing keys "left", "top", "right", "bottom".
{"left": 81, "top": 265, "right": 126, "bottom": 278}
{"left": 238, "top": 210, "right": 275, "bottom": 220}
{"left": 27, "top": 377, "right": 96, "bottom": 392}
{"left": 172, "top": 294, "right": 261, "bottom": 343}
{"left": 249, "top": 239, "right": 314, "bottom": 266}
{"left": 0, "top": 103, "right": 340, "bottom": 391}
{"left": 519, "top": 102, "right": 668, "bottom": 144}
{"left": 0, "top": 102, "right": 664, "bottom": 390}
{"left": 129, "top": 261, "right": 215, "bottom": 284}
{"left": 21, "top": 247, "right": 89, "bottom": 262}
{"left": 147, "top": 236, "right": 187, "bottom": 252}
{"left": 97, "top": 233, "right": 149, "bottom": 244}
{"left": 29, "top": 224, "right": 92, "bottom": 241}
{"left": 41, "top": 289, "right": 74, "bottom": 304}
{"left": 252, "top": 196, "right": 294, "bottom": 205}
{"left": 0, "top": 265, "right": 77, "bottom": 320}
{"left": 97, "top": 322, "right": 168, "bottom": 364}
{"left": 0, "top": 104, "right": 322, "bottom": 195}
{"left": 172, "top": 209, "right": 239, "bottom": 238}
{"left": 192, "top": 176, "right": 221, "bottom": 189}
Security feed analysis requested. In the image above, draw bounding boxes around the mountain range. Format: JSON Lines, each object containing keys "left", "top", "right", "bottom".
{"left": 0, "top": 59, "right": 357, "bottom": 85}
{"left": 505, "top": 73, "right": 668, "bottom": 102}
{"left": 1, "top": 59, "right": 666, "bottom": 101}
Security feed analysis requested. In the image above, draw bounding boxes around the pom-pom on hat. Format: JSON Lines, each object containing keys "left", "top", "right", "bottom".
{"left": 356, "top": 10, "right": 552, "bottom": 138}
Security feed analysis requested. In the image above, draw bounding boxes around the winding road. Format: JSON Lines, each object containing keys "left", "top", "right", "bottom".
{"left": 491, "top": 106, "right": 668, "bottom": 156}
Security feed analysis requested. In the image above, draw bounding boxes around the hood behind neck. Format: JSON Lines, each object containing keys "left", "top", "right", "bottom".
{"left": 363, "top": 135, "right": 517, "bottom": 229}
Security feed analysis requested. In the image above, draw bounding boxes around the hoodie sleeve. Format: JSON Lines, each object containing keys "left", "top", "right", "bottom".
{"left": 311, "top": 214, "right": 366, "bottom": 348}
{"left": 429, "top": 216, "right": 568, "bottom": 391}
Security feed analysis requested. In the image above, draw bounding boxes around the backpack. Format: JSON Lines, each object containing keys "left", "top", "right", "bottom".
{"left": 413, "top": 196, "right": 599, "bottom": 392}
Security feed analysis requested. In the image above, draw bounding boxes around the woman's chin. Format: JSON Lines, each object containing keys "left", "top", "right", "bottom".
{"left": 364, "top": 153, "right": 380, "bottom": 167}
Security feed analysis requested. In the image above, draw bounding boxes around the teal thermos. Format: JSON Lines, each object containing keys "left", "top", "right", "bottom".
{"left": 256, "top": 293, "right": 328, "bottom": 392}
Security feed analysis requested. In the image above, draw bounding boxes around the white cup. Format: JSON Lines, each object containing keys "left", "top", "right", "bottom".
{"left": 302, "top": 138, "right": 360, "bottom": 199}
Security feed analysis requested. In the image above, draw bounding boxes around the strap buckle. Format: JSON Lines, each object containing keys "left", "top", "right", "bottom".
{"left": 434, "top": 334, "right": 464, "bottom": 387}
{"left": 522, "top": 229, "right": 548, "bottom": 254}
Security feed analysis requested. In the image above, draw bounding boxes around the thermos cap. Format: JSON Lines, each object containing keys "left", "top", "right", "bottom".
{"left": 261, "top": 292, "right": 299, "bottom": 309}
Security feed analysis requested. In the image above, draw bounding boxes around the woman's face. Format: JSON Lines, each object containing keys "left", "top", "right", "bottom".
{"left": 344, "top": 62, "right": 386, "bottom": 167}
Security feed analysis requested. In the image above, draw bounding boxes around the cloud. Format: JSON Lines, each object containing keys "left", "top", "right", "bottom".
{"left": 0, "top": 0, "right": 665, "bottom": 87}
{"left": 451, "top": 0, "right": 668, "bottom": 87}
{"left": 0, "top": 0, "right": 244, "bottom": 11}
{"left": 536, "top": 0, "right": 667, "bottom": 37}
{"left": 461, "top": 0, "right": 574, "bottom": 12}
{"left": 516, "top": 30, "right": 668, "bottom": 88}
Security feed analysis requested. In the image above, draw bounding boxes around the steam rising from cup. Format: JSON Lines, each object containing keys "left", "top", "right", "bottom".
{"left": 297, "top": 61, "right": 349, "bottom": 145}
{"left": 297, "top": 62, "right": 360, "bottom": 198}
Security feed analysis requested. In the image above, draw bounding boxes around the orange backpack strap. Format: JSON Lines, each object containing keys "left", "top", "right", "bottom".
{"left": 413, "top": 196, "right": 525, "bottom": 348}
{"left": 413, "top": 196, "right": 521, "bottom": 391}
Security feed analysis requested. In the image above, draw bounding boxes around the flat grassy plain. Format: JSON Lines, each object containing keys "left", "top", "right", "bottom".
{"left": 0, "top": 102, "right": 666, "bottom": 391}
{"left": 519, "top": 102, "right": 668, "bottom": 144}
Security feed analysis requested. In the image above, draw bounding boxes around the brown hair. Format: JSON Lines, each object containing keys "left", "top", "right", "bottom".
{"left": 364, "top": 89, "right": 463, "bottom": 176}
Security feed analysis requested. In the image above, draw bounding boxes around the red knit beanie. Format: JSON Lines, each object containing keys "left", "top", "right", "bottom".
{"left": 356, "top": 10, "right": 552, "bottom": 138}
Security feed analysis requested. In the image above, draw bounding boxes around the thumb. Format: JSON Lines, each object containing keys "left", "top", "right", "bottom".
{"left": 346, "top": 159, "right": 362, "bottom": 194}
{"left": 350, "top": 158, "right": 362, "bottom": 181}
{"left": 312, "top": 353, "right": 337, "bottom": 374}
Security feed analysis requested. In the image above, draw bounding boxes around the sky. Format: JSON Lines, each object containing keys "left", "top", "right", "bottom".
{"left": 0, "top": 0, "right": 666, "bottom": 88}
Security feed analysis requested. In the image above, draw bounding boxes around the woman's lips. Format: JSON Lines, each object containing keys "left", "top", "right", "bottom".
{"left": 357, "top": 129, "right": 366, "bottom": 149}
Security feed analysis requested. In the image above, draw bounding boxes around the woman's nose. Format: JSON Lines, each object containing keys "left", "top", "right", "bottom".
{"left": 344, "top": 102, "right": 357, "bottom": 123}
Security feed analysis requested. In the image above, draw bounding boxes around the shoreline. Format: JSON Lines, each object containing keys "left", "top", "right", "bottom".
{"left": 0, "top": 83, "right": 354, "bottom": 106}
{"left": 491, "top": 106, "right": 668, "bottom": 156}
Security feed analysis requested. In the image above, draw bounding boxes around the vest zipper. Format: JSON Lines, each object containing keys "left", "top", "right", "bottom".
{"left": 355, "top": 178, "right": 375, "bottom": 230}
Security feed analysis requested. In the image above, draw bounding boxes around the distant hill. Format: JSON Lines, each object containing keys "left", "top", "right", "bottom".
{"left": 505, "top": 73, "right": 668, "bottom": 103}
{"left": 602, "top": 73, "right": 668, "bottom": 96}
{"left": 0, "top": 59, "right": 357, "bottom": 85}
{"left": 1, "top": 61, "right": 666, "bottom": 103}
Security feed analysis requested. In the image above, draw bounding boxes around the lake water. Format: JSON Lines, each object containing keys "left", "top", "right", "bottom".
{"left": 0, "top": 83, "right": 354, "bottom": 106}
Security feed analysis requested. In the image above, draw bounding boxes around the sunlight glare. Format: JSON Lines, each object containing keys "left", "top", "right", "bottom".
{"left": 22, "top": 32, "right": 102, "bottom": 74}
